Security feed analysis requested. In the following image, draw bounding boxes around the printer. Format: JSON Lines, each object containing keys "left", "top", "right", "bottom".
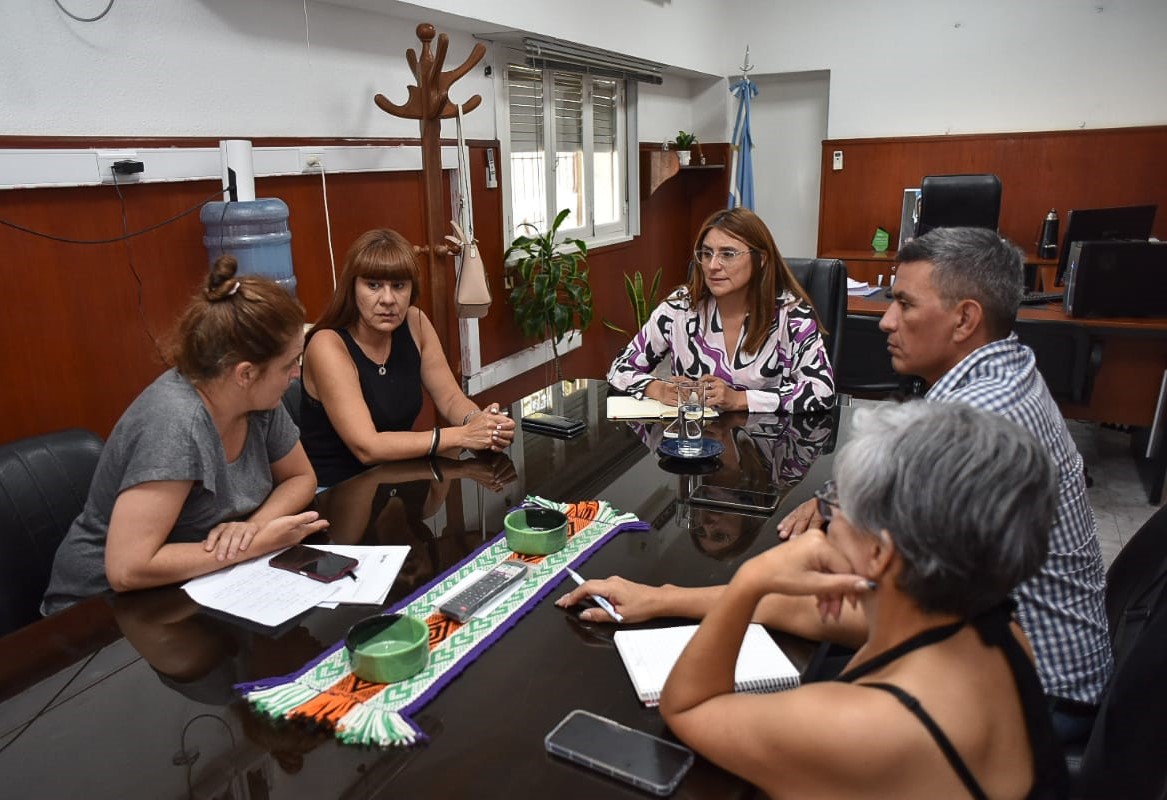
{"left": 1063, "top": 241, "right": 1167, "bottom": 318}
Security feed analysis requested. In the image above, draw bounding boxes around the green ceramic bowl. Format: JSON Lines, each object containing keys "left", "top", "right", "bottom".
{"left": 345, "top": 614, "right": 429, "bottom": 684}
{"left": 504, "top": 507, "right": 569, "bottom": 556}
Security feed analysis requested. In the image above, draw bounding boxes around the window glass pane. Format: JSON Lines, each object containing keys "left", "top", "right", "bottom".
{"left": 553, "top": 72, "right": 585, "bottom": 230}
{"left": 508, "top": 65, "right": 546, "bottom": 234}
{"left": 592, "top": 78, "right": 620, "bottom": 227}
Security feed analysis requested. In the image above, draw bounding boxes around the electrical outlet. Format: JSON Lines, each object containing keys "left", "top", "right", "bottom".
{"left": 299, "top": 149, "right": 324, "bottom": 173}
{"left": 832, "top": 150, "right": 844, "bottom": 171}
{"left": 97, "top": 150, "right": 141, "bottom": 183}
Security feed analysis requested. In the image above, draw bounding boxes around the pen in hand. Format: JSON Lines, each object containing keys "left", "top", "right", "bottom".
{"left": 564, "top": 567, "right": 624, "bottom": 622}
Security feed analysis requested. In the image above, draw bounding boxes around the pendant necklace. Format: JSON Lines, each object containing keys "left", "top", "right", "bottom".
{"left": 378, "top": 361, "right": 387, "bottom": 376}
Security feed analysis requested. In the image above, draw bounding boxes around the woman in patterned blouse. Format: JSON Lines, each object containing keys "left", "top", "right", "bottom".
{"left": 607, "top": 208, "right": 836, "bottom": 414}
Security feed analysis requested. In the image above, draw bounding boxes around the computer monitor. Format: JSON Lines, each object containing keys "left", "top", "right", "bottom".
{"left": 914, "top": 174, "right": 1002, "bottom": 238}
{"left": 1054, "top": 204, "right": 1158, "bottom": 286}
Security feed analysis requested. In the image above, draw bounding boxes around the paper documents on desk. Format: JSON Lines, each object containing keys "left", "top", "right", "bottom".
{"left": 847, "top": 278, "right": 883, "bottom": 297}
{"left": 182, "top": 545, "right": 410, "bottom": 627}
{"left": 606, "top": 395, "right": 718, "bottom": 420}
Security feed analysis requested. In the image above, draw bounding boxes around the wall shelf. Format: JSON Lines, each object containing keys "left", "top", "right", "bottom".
{"left": 641, "top": 150, "right": 724, "bottom": 198}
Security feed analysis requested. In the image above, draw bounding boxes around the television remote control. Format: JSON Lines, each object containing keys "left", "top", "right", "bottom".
{"left": 438, "top": 560, "right": 529, "bottom": 623}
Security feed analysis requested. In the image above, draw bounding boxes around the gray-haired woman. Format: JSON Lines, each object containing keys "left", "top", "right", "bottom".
{"left": 660, "top": 401, "right": 1068, "bottom": 799}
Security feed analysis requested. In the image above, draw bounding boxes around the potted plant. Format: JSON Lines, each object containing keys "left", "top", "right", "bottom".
{"left": 674, "top": 131, "right": 698, "bottom": 166}
{"left": 504, "top": 208, "right": 594, "bottom": 381}
{"left": 603, "top": 267, "right": 663, "bottom": 337}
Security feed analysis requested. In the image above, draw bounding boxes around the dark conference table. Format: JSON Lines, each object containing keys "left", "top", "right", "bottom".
{"left": 0, "top": 381, "right": 849, "bottom": 799}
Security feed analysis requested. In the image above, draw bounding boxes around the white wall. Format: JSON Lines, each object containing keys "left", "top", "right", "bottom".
{"left": 0, "top": 1, "right": 496, "bottom": 139}
{"left": 736, "top": 0, "right": 1167, "bottom": 138}
{"left": 6, "top": 1, "right": 1164, "bottom": 142}
{"left": 749, "top": 71, "right": 830, "bottom": 259}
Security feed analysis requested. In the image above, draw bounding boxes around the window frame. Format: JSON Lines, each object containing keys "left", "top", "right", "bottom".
{"left": 496, "top": 49, "right": 636, "bottom": 250}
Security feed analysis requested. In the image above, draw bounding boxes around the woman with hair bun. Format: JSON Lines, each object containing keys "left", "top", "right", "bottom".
{"left": 42, "top": 257, "right": 328, "bottom": 615}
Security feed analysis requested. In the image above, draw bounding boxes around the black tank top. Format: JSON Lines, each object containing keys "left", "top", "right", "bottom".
{"left": 834, "top": 603, "right": 1068, "bottom": 800}
{"left": 301, "top": 321, "right": 423, "bottom": 487}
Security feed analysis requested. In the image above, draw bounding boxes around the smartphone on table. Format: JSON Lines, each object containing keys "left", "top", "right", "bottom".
{"left": 545, "top": 709, "right": 694, "bottom": 796}
{"left": 268, "top": 545, "right": 358, "bottom": 583}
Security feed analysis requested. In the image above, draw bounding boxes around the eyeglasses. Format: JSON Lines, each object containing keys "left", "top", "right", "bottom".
{"left": 813, "top": 480, "right": 839, "bottom": 525}
{"left": 694, "top": 247, "right": 753, "bottom": 266}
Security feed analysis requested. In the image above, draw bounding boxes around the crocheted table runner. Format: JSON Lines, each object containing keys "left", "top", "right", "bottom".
{"left": 238, "top": 496, "right": 648, "bottom": 747}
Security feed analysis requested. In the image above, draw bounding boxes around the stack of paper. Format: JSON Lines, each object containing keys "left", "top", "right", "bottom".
{"left": 183, "top": 544, "right": 410, "bottom": 627}
{"left": 846, "top": 278, "right": 883, "bottom": 297}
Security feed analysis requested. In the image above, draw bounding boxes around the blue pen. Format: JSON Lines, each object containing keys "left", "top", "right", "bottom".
{"left": 565, "top": 567, "right": 624, "bottom": 622}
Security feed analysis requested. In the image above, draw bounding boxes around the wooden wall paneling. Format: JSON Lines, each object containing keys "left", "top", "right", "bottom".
{"left": 0, "top": 138, "right": 723, "bottom": 443}
{"left": 818, "top": 126, "right": 1167, "bottom": 261}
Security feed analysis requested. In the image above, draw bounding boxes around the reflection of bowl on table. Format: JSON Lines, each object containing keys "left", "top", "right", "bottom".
{"left": 505, "top": 507, "right": 569, "bottom": 555}
{"left": 346, "top": 614, "right": 430, "bottom": 684}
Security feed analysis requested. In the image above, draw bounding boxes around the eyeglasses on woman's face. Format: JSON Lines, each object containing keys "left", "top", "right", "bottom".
{"left": 694, "top": 247, "right": 754, "bottom": 267}
{"left": 813, "top": 479, "right": 839, "bottom": 525}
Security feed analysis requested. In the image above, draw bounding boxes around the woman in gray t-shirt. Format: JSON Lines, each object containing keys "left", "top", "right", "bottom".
{"left": 43, "top": 257, "right": 329, "bottom": 615}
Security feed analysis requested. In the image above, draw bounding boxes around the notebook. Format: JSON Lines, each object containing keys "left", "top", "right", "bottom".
{"left": 605, "top": 396, "right": 718, "bottom": 420}
{"left": 613, "top": 624, "right": 800, "bottom": 707}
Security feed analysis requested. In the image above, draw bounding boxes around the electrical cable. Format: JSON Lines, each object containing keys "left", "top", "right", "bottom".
{"left": 53, "top": 0, "right": 115, "bottom": 23}
{"left": 0, "top": 185, "right": 227, "bottom": 245}
{"left": 0, "top": 647, "right": 106, "bottom": 756}
{"left": 177, "top": 713, "right": 237, "bottom": 799}
{"left": 318, "top": 164, "right": 337, "bottom": 289}
{"left": 110, "top": 172, "right": 164, "bottom": 362}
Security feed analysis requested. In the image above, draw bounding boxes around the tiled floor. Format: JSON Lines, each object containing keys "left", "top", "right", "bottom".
{"left": 1068, "top": 420, "right": 1165, "bottom": 567}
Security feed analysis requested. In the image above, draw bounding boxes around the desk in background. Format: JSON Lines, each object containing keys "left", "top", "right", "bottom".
{"left": 0, "top": 381, "right": 844, "bottom": 800}
{"left": 846, "top": 296, "right": 1167, "bottom": 501}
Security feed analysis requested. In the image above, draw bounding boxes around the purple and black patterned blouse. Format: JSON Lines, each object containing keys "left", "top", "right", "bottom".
{"left": 607, "top": 288, "right": 836, "bottom": 414}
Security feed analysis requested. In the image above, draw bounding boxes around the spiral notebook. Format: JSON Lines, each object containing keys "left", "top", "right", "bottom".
{"left": 613, "top": 624, "right": 800, "bottom": 707}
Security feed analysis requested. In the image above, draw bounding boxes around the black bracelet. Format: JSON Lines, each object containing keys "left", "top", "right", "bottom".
{"left": 428, "top": 425, "right": 441, "bottom": 457}
{"left": 429, "top": 458, "right": 444, "bottom": 483}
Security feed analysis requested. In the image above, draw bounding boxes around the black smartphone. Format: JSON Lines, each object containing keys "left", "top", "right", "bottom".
{"left": 521, "top": 412, "right": 586, "bottom": 439}
{"left": 689, "top": 484, "right": 781, "bottom": 513}
{"left": 268, "top": 545, "right": 358, "bottom": 583}
{"left": 545, "top": 709, "right": 694, "bottom": 796}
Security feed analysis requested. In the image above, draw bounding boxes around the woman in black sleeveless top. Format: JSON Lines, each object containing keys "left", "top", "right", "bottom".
{"left": 301, "top": 230, "right": 515, "bottom": 487}
{"left": 660, "top": 402, "right": 1069, "bottom": 799}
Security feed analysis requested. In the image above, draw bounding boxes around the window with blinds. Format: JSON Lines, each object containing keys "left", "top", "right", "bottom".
{"left": 502, "top": 61, "right": 628, "bottom": 245}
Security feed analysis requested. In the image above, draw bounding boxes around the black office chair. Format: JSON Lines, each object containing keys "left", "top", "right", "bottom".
{"left": 1014, "top": 320, "right": 1101, "bottom": 406}
{"left": 785, "top": 258, "right": 847, "bottom": 371}
{"left": 0, "top": 428, "right": 103, "bottom": 635}
{"left": 282, "top": 377, "right": 302, "bottom": 427}
{"left": 1069, "top": 504, "right": 1167, "bottom": 798}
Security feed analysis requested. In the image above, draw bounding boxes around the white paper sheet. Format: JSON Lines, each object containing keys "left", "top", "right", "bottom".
{"left": 182, "top": 544, "right": 411, "bottom": 626}
{"left": 314, "top": 545, "right": 410, "bottom": 608}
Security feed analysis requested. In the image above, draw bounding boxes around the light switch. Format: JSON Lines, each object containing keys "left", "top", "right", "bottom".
{"left": 832, "top": 150, "right": 844, "bottom": 171}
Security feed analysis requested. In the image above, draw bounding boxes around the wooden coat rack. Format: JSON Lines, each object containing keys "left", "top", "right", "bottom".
{"left": 374, "top": 23, "right": 485, "bottom": 367}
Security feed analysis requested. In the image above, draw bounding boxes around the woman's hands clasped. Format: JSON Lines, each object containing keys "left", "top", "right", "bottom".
{"left": 461, "top": 404, "right": 516, "bottom": 452}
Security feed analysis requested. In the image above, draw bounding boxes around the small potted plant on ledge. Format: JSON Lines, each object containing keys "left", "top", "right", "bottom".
{"left": 674, "top": 131, "right": 697, "bottom": 166}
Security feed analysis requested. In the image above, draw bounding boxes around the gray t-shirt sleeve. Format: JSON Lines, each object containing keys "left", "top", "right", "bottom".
{"left": 42, "top": 371, "right": 303, "bottom": 616}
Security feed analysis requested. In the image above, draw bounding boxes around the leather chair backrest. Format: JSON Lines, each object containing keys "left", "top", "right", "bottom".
{"left": 0, "top": 428, "right": 103, "bottom": 635}
{"left": 784, "top": 258, "right": 847, "bottom": 370}
{"left": 1070, "top": 503, "right": 1167, "bottom": 798}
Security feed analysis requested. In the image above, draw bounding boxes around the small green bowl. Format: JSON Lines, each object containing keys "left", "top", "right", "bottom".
{"left": 505, "top": 507, "right": 569, "bottom": 555}
{"left": 345, "top": 614, "right": 429, "bottom": 684}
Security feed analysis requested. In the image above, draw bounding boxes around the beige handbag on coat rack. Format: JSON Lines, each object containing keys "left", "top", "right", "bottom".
{"left": 447, "top": 103, "right": 492, "bottom": 319}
